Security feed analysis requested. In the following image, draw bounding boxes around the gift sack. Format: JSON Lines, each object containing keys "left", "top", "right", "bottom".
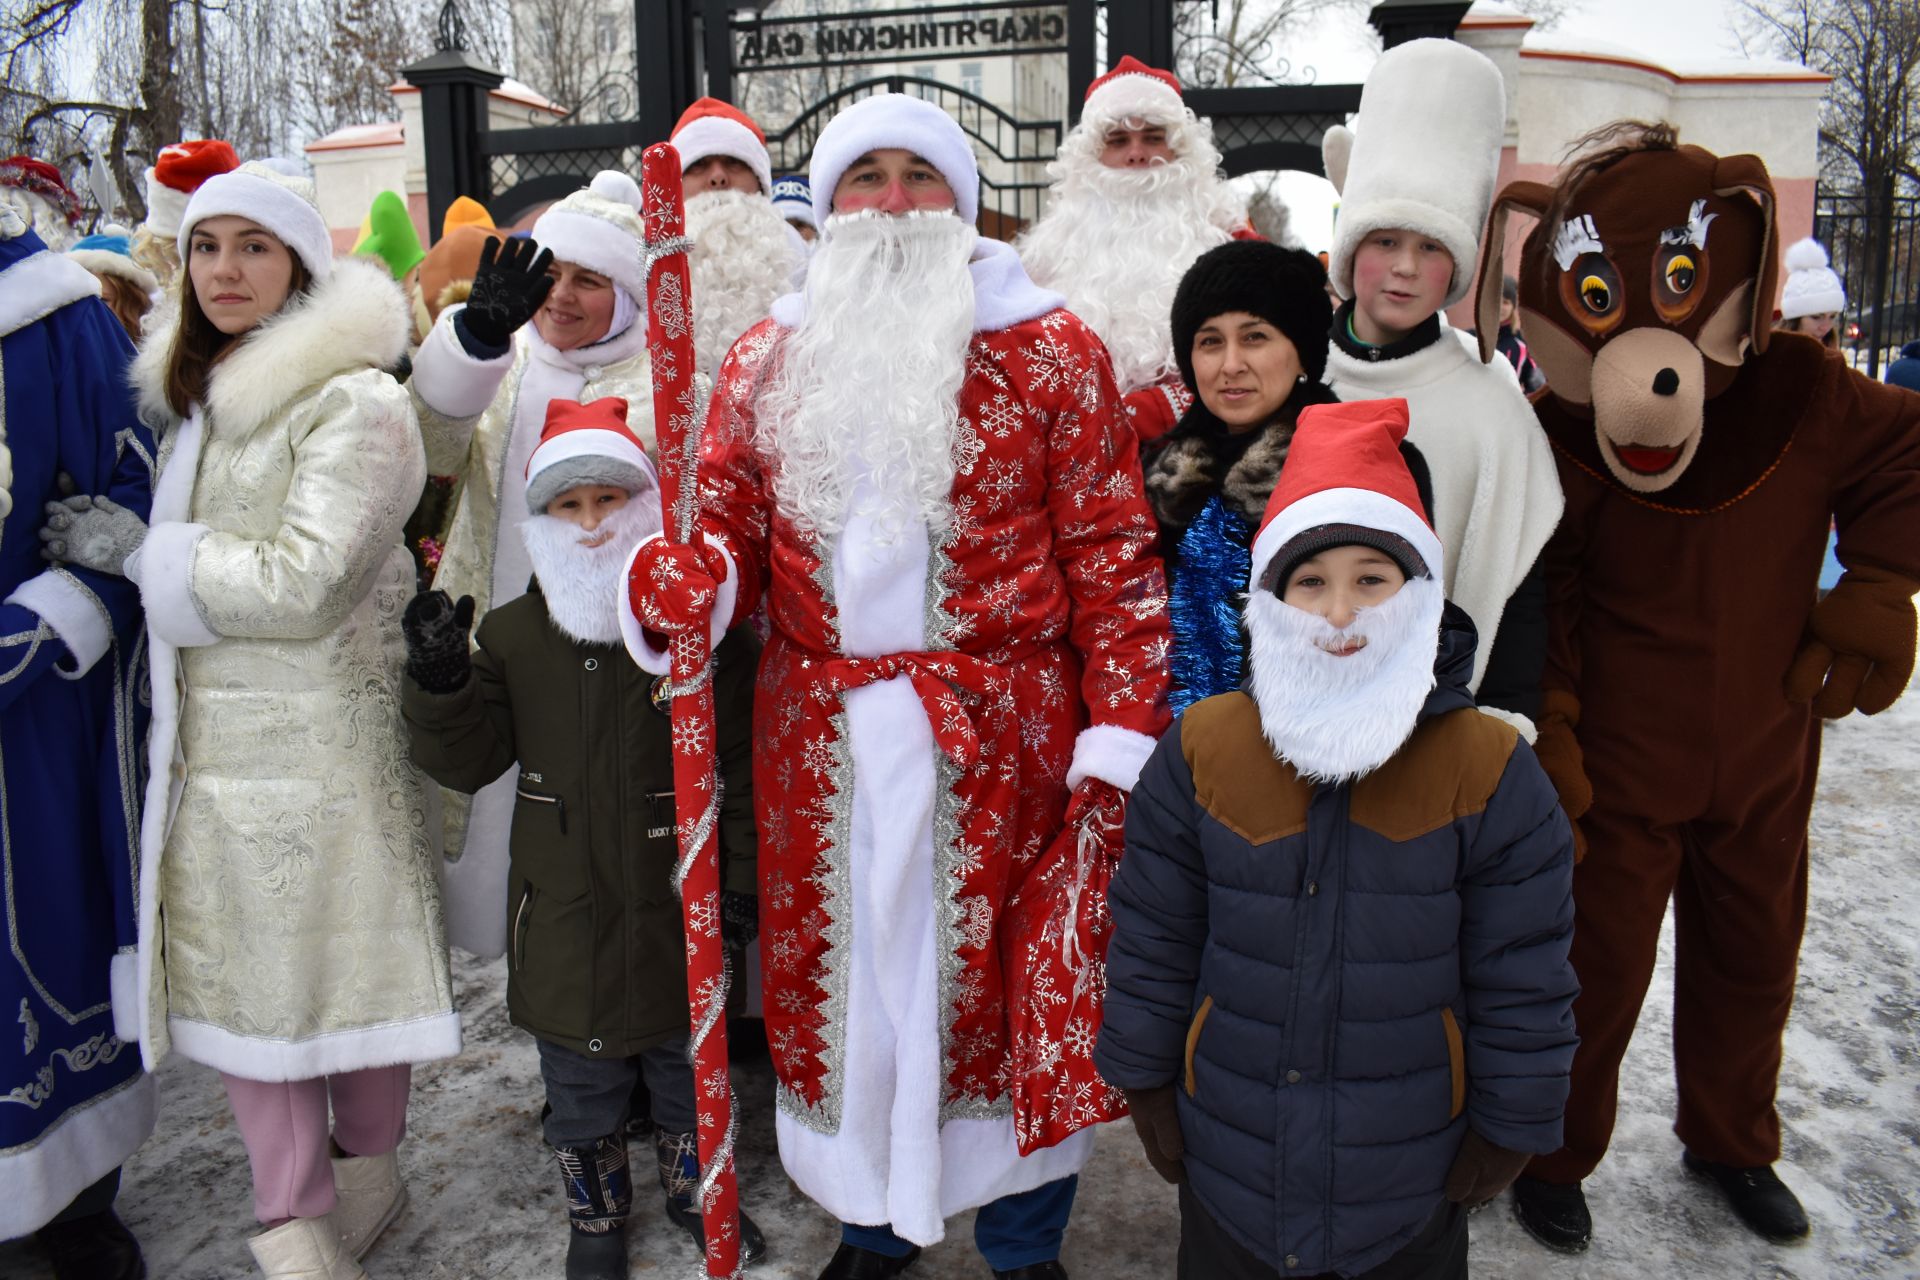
{"left": 999, "top": 784, "right": 1130, "bottom": 1155}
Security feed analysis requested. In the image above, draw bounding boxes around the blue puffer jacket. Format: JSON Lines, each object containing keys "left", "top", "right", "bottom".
{"left": 1095, "top": 608, "right": 1578, "bottom": 1276}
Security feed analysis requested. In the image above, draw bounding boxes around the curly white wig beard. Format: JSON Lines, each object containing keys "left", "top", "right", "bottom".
{"left": 1017, "top": 111, "right": 1244, "bottom": 394}
{"left": 686, "top": 188, "right": 799, "bottom": 376}
{"left": 520, "top": 492, "right": 664, "bottom": 646}
{"left": 754, "top": 208, "right": 977, "bottom": 543}
{"left": 0, "top": 188, "right": 76, "bottom": 252}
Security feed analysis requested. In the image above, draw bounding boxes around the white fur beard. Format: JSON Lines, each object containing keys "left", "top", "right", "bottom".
{"left": 686, "top": 189, "right": 798, "bottom": 375}
{"left": 0, "top": 188, "right": 75, "bottom": 252}
{"left": 1019, "top": 139, "right": 1241, "bottom": 393}
{"left": 755, "top": 209, "right": 977, "bottom": 542}
{"left": 520, "top": 497, "right": 663, "bottom": 645}
{"left": 1242, "top": 576, "right": 1445, "bottom": 785}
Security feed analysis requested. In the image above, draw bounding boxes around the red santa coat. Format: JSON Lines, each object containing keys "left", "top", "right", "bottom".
{"left": 633, "top": 242, "right": 1171, "bottom": 1239}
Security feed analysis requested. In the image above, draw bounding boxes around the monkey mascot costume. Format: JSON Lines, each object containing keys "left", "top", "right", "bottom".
{"left": 1474, "top": 123, "right": 1920, "bottom": 1252}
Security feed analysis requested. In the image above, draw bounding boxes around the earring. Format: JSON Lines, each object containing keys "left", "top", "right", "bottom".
{"left": 1296, "top": 373, "right": 1308, "bottom": 384}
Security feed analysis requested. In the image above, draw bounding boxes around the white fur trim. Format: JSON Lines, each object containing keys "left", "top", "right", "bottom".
{"left": 67, "top": 247, "right": 158, "bottom": 295}
{"left": 1066, "top": 723, "right": 1158, "bottom": 793}
{"left": 1326, "top": 39, "right": 1504, "bottom": 308}
{"left": 167, "top": 1008, "right": 462, "bottom": 1081}
{"left": 411, "top": 305, "right": 513, "bottom": 419}
{"left": 525, "top": 426, "right": 658, "bottom": 489}
{"left": 1082, "top": 74, "right": 1187, "bottom": 132}
{"left": 616, "top": 531, "right": 739, "bottom": 676}
{"left": 0, "top": 247, "right": 100, "bottom": 338}
{"left": 110, "top": 950, "right": 139, "bottom": 1042}
{"left": 0, "top": 1072, "right": 156, "bottom": 1238}
{"left": 1477, "top": 705, "right": 1538, "bottom": 744}
{"left": 807, "top": 93, "right": 980, "bottom": 225}
{"left": 529, "top": 207, "right": 647, "bottom": 304}
{"left": 1248, "top": 486, "right": 1446, "bottom": 592}
{"left": 673, "top": 115, "right": 773, "bottom": 196}
{"left": 178, "top": 164, "right": 333, "bottom": 280}
{"left": 143, "top": 168, "right": 189, "bottom": 238}
{"left": 129, "top": 521, "right": 220, "bottom": 648}
{"left": 5, "top": 569, "right": 113, "bottom": 675}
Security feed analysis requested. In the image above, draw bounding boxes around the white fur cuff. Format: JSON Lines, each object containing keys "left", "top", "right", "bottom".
{"left": 1066, "top": 723, "right": 1160, "bottom": 793}
{"left": 5, "top": 568, "right": 112, "bottom": 676}
{"left": 1477, "top": 705, "right": 1538, "bottom": 744}
{"left": 617, "top": 531, "right": 740, "bottom": 676}
{"left": 411, "top": 306, "right": 513, "bottom": 419}
{"left": 129, "top": 521, "right": 220, "bottom": 648}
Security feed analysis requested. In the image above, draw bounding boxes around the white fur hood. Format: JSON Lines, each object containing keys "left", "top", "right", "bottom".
{"left": 131, "top": 256, "right": 409, "bottom": 436}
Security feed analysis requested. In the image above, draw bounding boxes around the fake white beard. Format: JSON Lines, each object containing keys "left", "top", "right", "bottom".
{"left": 0, "top": 188, "right": 75, "bottom": 252}
{"left": 1018, "top": 127, "right": 1242, "bottom": 393}
{"left": 686, "top": 188, "right": 798, "bottom": 375}
{"left": 755, "top": 208, "right": 977, "bottom": 542}
{"left": 519, "top": 495, "right": 663, "bottom": 645}
{"left": 1242, "top": 574, "right": 1445, "bottom": 786}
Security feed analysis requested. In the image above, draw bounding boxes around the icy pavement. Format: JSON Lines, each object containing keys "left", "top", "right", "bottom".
{"left": 5, "top": 690, "right": 1916, "bottom": 1279}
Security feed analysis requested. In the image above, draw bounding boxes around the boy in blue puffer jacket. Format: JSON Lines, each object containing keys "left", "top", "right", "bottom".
{"left": 1095, "top": 398, "right": 1578, "bottom": 1279}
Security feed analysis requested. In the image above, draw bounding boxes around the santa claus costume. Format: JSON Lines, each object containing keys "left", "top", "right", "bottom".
{"left": 672, "top": 98, "right": 810, "bottom": 377}
{"left": 0, "top": 156, "right": 83, "bottom": 251}
{"left": 1015, "top": 58, "right": 1248, "bottom": 447}
{"left": 624, "top": 94, "right": 1171, "bottom": 1277}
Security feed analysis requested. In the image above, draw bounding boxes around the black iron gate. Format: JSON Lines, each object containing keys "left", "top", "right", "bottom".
{"left": 1813, "top": 182, "right": 1920, "bottom": 379}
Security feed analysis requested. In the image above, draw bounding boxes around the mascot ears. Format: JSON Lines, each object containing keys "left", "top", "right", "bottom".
{"left": 1709, "top": 152, "right": 1779, "bottom": 360}
{"left": 1473, "top": 180, "right": 1554, "bottom": 365}
{"left": 1323, "top": 125, "right": 1353, "bottom": 196}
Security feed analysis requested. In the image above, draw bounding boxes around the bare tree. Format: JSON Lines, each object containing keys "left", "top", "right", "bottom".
{"left": 1174, "top": 0, "right": 1357, "bottom": 88}
{"left": 513, "top": 0, "right": 623, "bottom": 117}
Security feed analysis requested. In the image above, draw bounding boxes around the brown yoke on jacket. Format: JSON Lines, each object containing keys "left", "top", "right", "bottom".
{"left": 404, "top": 588, "right": 760, "bottom": 1059}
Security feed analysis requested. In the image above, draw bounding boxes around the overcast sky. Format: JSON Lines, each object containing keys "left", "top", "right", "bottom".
{"left": 1270, "top": 0, "right": 1763, "bottom": 251}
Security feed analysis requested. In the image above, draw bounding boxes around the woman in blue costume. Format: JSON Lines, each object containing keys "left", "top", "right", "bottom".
{"left": 1145, "top": 240, "right": 1432, "bottom": 713}
{"left": 0, "top": 202, "right": 156, "bottom": 1277}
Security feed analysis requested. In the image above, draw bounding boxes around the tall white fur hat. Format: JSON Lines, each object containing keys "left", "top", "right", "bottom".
{"left": 1322, "top": 38, "right": 1505, "bottom": 308}
{"left": 1779, "top": 237, "right": 1845, "bottom": 319}
{"left": 179, "top": 161, "right": 333, "bottom": 280}
{"left": 532, "top": 170, "right": 648, "bottom": 304}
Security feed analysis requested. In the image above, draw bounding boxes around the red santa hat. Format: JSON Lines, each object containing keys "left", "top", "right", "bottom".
{"left": 0, "top": 156, "right": 82, "bottom": 226}
{"left": 807, "top": 93, "right": 980, "bottom": 227}
{"left": 525, "top": 396, "right": 659, "bottom": 515}
{"left": 1247, "top": 398, "right": 1444, "bottom": 593}
{"left": 1081, "top": 56, "right": 1187, "bottom": 131}
{"left": 143, "top": 139, "right": 240, "bottom": 238}
{"left": 672, "top": 98, "right": 773, "bottom": 197}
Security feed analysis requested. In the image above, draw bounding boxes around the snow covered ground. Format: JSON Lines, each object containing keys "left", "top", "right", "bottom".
{"left": 5, "top": 692, "right": 1915, "bottom": 1279}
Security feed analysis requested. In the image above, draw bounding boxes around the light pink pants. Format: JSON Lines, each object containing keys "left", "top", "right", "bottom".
{"left": 221, "top": 1066, "right": 411, "bottom": 1224}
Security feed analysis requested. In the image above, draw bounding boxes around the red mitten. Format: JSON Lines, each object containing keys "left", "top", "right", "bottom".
{"left": 1784, "top": 567, "right": 1920, "bottom": 718}
{"left": 627, "top": 537, "right": 729, "bottom": 639}
{"left": 1064, "top": 776, "right": 1126, "bottom": 834}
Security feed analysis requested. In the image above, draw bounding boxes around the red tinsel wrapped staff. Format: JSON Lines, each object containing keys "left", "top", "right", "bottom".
{"left": 637, "top": 140, "right": 744, "bottom": 1280}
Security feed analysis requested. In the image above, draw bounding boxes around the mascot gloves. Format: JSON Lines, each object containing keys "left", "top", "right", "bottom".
{"left": 1532, "top": 688, "right": 1593, "bottom": 862}
{"left": 1785, "top": 566, "right": 1920, "bottom": 719}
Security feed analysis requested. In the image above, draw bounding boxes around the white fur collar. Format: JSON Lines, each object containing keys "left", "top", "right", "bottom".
{"left": 525, "top": 303, "right": 651, "bottom": 374}
{"left": 131, "top": 256, "right": 408, "bottom": 434}
{"left": 770, "top": 236, "right": 1063, "bottom": 334}
{"left": 0, "top": 247, "right": 101, "bottom": 338}
{"left": 1325, "top": 314, "right": 1481, "bottom": 393}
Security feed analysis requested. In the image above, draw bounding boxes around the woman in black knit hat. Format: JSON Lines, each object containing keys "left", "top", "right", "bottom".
{"left": 1145, "top": 239, "right": 1431, "bottom": 712}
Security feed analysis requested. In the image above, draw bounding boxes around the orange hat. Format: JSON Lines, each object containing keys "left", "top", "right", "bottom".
{"left": 442, "top": 195, "right": 494, "bottom": 236}
{"left": 418, "top": 223, "right": 505, "bottom": 324}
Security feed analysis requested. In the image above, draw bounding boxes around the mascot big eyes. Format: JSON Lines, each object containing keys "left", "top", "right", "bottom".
{"left": 1473, "top": 122, "right": 1779, "bottom": 494}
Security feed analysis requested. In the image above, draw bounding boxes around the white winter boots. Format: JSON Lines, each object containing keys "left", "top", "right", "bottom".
{"left": 248, "top": 1216, "right": 367, "bottom": 1280}
{"left": 331, "top": 1150, "right": 408, "bottom": 1258}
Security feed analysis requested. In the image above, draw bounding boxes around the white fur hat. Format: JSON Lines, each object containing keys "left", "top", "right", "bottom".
{"left": 531, "top": 171, "right": 647, "bottom": 304}
{"left": 1322, "top": 38, "right": 1505, "bottom": 308}
{"left": 1081, "top": 56, "right": 1187, "bottom": 131}
{"left": 178, "top": 161, "right": 333, "bottom": 280}
{"left": 673, "top": 98, "right": 773, "bottom": 196}
{"left": 807, "top": 93, "right": 980, "bottom": 226}
{"left": 1779, "top": 237, "right": 1845, "bottom": 320}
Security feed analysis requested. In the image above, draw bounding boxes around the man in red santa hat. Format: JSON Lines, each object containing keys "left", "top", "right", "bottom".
{"left": 0, "top": 156, "right": 82, "bottom": 251}
{"left": 624, "top": 93, "right": 1171, "bottom": 1280}
{"left": 671, "top": 97, "right": 809, "bottom": 377}
{"left": 1016, "top": 58, "right": 1249, "bottom": 447}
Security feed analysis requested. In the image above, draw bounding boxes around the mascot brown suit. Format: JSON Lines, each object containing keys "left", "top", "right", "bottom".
{"left": 1473, "top": 122, "right": 1920, "bottom": 1251}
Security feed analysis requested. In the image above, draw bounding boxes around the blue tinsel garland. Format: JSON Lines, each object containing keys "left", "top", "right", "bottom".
{"left": 1169, "top": 494, "right": 1252, "bottom": 715}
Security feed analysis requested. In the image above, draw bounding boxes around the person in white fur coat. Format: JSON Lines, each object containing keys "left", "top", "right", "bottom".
{"left": 407, "top": 172, "right": 657, "bottom": 957}
{"left": 1320, "top": 38, "right": 1562, "bottom": 735}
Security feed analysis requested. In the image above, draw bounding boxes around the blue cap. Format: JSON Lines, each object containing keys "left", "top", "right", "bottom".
{"left": 771, "top": 174, "right": 813, "bottom": 220}
{"left": 72, "top": 232, "right": 134, "bottom": 256}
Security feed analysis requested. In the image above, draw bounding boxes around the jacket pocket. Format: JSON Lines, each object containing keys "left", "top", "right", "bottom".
{"left": 1441, "top": 1006, "right": 1466, "bottom": 1120}
{"left": 1184, "top": 996, "right": 1214, "bottom": 1098}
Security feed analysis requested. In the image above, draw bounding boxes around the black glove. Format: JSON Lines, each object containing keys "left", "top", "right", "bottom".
{"left": 403, "top": 591, "right": 475, "bottom": 694}
{"left": 1122, "top": 1085, "right": 1185, "bottom": 1184}
{"left": 722, "top": 891, "right": 759, "bottom": 950}
{"left": 460, "top": 236, "right": 554, "bottom": 348}
{"left": 1444, "top": 1129, "right": 1531, "bottom": 1209}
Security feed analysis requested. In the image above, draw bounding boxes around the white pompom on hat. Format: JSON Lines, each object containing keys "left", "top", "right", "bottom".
{"left": 672, "top": 98, "right": 774, "bottom": 196}
{"left": 178, "top": 161, "right": 333, "bottom": 280}
{"left": 1322, "top": 38, "right": 1505, "bottom": 309}
{"left": 806, "top": 93, "right": 980, "bottom": 226}
{"left": 531, "top": 170, "right": 648, "bottom": 305}
{"left": 1779, "top": 237, "right": 1845, "bottom": 320}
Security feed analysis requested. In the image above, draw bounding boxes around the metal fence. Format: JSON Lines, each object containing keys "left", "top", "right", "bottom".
{"left": 1813, "top": 186, "right": 1920, "bottom": 379}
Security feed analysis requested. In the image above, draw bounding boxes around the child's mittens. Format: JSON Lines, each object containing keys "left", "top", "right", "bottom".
{"left": 1443, "top": 1129, "right": 1530, "bottom": 1209}
{"left": 403, "top": 590, "right": 476, "bottom": 694}
{"left": 1123, "top": 1086, "right": 1185, "bottom": 1184}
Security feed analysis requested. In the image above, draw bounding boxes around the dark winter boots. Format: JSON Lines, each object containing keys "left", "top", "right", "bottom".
{"left": 556, "top": 1134, "right": 632, "bottom": 1279}
{"left": 1684, "top": 1152, "right": 1811, "bottom": 1243}
{"left": 1510, "top": 1175, "right": 1592, "bottom": 1253}
{"left": 656, "top": 1128, "right": 767, "bottom": 1265}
